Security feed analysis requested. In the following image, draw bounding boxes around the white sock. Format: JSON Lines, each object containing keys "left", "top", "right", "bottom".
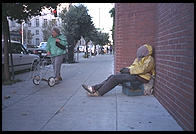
{"left": 88, "top": 86, "right": 93, "bottom": 91}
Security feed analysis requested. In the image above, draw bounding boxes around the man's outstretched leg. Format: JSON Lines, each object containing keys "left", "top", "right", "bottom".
{"left": 82, "top": 74, "right": 141, "bottom": 96}
{"left": 82, "top": 75, "right": 114, "bottom": 95}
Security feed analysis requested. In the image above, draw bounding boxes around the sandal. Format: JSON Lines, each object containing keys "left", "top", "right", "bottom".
{"left": 87, "top": 91, "right": 100, "bottom": 97}
{"left": 82, "top": 84, "right": 95, "bottom": 94}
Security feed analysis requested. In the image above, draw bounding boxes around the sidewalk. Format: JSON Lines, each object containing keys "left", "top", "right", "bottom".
{"left": 2, "top": 54, "right": 183, "bottom": 131}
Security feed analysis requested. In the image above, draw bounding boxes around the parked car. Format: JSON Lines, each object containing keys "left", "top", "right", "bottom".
{"left": 33, "top": 42, "right": 47, "bottom": 57}
{"left": 2, "top": 40, "right": 40, "bottom": 72}
{"left": 26, "top": 45, "right": 39, "bottom": 54}
{"left": 33, "top": 42, "right": 51, "bottom": 64}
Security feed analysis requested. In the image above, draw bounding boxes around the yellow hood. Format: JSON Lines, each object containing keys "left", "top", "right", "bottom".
{"left": 128, "top": 44, "right": 155, "bottom": 81}
{"left": 144, "top": 44, "right": 152, "bottom": 56}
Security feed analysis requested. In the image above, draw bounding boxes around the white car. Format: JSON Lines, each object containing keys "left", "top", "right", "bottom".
{"left": 2, "top": 40, "right": 40, "bottom": 72}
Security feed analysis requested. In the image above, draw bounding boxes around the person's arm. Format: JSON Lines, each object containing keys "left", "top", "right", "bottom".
{"left": 56, "top": 35, "right": 68, "bottom": 50}
{"left": 58, "top": 35, "right": 67, "bottom": 46}
{"left": 128, "top": 56, "right": 154, "bottom": 75}
{"left": 120, "top": 67, "right": 130, "bottom": 74}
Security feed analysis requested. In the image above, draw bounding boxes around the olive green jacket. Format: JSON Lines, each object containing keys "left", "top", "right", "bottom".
{"left": 46, "top": 34, "right": 68, "bottom": 57}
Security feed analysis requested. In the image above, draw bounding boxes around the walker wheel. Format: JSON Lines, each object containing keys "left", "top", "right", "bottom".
{"left": 48, "top": 77, "right": 56, "bottom": 87}
{"left": 33, "top": 75, "right": 41, "bottom": 85}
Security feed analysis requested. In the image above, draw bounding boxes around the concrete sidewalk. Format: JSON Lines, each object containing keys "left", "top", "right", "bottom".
{"left": 2, "top": 54, "right": 183, "bottom": 131}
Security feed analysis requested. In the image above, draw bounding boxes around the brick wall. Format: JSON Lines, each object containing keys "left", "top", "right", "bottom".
{"left": 114, "top": 3, "right": 194, "bottom": 131}
{"left": 114, "top": 3, "right": 157, "bottom": 73}
{"left": 154, "top": 3, "right": 194, "bottom": 131}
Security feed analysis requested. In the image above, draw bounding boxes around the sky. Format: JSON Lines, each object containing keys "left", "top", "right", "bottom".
{"left": 73, "top": 3, "right": 114, "bottom": 42}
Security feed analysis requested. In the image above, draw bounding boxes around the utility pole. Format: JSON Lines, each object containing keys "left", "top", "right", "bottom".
{"left": 21, "top": 21, "right": 24, "bottom": 45}
{"left": 99, "top": 8, "right": 100, "bottom": 28}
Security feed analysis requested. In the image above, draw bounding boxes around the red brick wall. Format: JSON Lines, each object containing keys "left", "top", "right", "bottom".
{"left": 154, "top": 3, "right": 194, "bottom": 131}
{"left": 115, "top": 3, "right": 194, "bottom": 131}
{"left": 114, "top": 3, "right": 157, "bottom": 73}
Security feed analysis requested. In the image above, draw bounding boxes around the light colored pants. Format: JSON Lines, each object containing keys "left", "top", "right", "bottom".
{"left": 51, "top": 54, "right": 65, "bottom": 78}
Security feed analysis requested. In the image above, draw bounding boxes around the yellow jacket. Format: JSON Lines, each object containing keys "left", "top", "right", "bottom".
{"left": 127, "top": 44, "right": 155, "bottom": 81}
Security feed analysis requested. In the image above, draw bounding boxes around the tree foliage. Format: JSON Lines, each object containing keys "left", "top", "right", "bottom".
{"left": 60, "top": 4, "right": 96, "bottom": 61}
{"left": 96, "top": 31, "right": 110, "bottom": 46}
{"left": 60, "top": 4, "right": 111, "bottom": 60}
{"left": 60, "top": 4, "right": 95, "bottom": 45}
{"left": 2, "top": 3, "right": 58, "bottom": 23}
{"left": 109, "top": 7, "right": 115, "bottom": 46}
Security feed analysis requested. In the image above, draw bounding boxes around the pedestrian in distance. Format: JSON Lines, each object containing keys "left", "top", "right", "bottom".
{"left": 109, "top": 45, "right": 113, "bottom": 54}
{"left": 46, "top": 27, "right": 68, "bottom": 82}
{"left": 82, "top": 44, "right": 155, "bottom": 96}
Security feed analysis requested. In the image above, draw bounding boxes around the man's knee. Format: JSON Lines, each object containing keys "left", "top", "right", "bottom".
{"left": 109, "top": 74, "right": 116, "bottom": 79}
{"left": 110, "top": 74, "right": 121, "bottom": 83}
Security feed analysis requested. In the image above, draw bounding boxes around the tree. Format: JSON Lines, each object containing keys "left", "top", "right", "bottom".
{"left": 95, "top": 31, "right": 110, "bottom": 46}
{"left": 60, "top": 4, "right": 96, "bottom": 61}
{"left": 2, "top": 3, "right": 59, "bottom": 82}
{"left": 109, "top": 7, "right": 115, "bottom": 49}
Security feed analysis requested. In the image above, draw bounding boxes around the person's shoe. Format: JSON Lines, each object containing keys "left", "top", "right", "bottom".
{"left": 55, "top": 77, "right": 62, "bottom": 81}
{"left": 59, "top": 76, "right": 62, "bottom": 81}
{"left": 82, "top": 84, "right": 94, "bottom": 94}
{"left": 87, "top": 91, "right": 100, "bottom": 97}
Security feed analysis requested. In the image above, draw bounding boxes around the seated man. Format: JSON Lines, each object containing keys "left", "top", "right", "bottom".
{"left": 82, "top": 44, "right": 155, "bottom": 97}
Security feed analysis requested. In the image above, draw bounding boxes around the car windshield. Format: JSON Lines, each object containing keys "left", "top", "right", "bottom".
{"left": 38, "top": 43, "right": 47, "bottom": 50}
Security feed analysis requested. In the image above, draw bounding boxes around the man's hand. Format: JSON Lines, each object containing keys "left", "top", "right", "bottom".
{"left": 56, "top": 38, "right": 60, "bottom": 43}
{"left": 120, "top": 68, "right": 130, "bottom": 74}
{"left": 47, "top": 51, "right": 51, "bottom": 56}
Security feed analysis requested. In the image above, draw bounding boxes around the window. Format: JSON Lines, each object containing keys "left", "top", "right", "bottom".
{"left": 36, "top": 19, "right": 39, "bottom": 27}
{"left": 28, "top": 30, "right": 31, "bottom": 34}
{"left": 28, "top": 40, "right": 32, "bottom": 45}
{"left": 11, "top": 43, "right": 26, "bottom": 54}
{"left": 36, "top": 38, "right": 40, "bottom": 46}
{"left": 27, "top": 30, "right": 32, "bottom": 37}
{"left": 11, "top": 21, "right": 16, "bottom": 27}
{"left": 52, "top": 19, "right": 57, "bottom": 26}
{"left": 28, "top": 22, "right": 31, "bottom": 27}
{"left": 43, "top": 19, "right": 47, "bottom": 27}
{"left": 36, "top": 30, "right": 39, "bottom": 35}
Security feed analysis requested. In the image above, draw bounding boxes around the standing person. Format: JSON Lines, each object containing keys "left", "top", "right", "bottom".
{"left": 109, "top": 45, "right": 113, "bottom": 54}
{"left": 100, "top": 46, "right": 104, "bottom": 54}
{"left": 82, "top": 44, "right": 155, "bottom": 96}
{"left": 46, "top": 27, "right": 68, "bottom": 82}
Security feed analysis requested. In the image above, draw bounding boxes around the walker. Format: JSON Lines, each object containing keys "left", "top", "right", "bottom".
{"left": 31, "top": 55, "right": 57, "bottom": 87}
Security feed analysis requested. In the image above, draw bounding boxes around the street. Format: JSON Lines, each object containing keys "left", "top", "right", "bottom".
{"left": 2, "top": 54, "right": 183, "bottom": 131}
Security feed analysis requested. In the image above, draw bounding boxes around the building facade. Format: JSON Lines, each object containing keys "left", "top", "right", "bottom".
{"left": 114, "top": 3, "right": 194, "bottom": 131}
{"left": 23, "top": 3, "right": 71, "bottom": 47}
{"left": 23, "top": 13, "right": 61, "bottom": 46}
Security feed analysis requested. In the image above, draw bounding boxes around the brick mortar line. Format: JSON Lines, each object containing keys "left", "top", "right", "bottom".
{"left": 155, "top": 84, "right": 194, "bottom": 122}
{"left": 154, "top": 91, "right": 191, "bottom": 130}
